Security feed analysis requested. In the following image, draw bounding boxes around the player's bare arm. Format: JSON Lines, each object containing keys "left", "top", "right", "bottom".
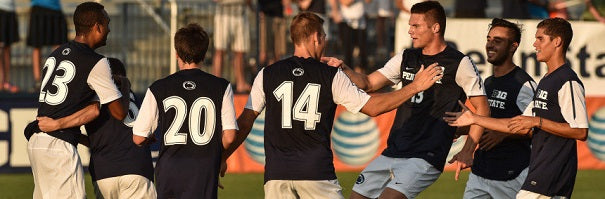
{"left": 223, "top": 109, "right": 259, "bottom": 160}
{"left": 448, "top": 96, "right": 489, "bottom": 180}
{"left": 508, "top": 116, "right": 587, "bottom": 140}
{"left": 107, "top": 99, "right": 126, "bottom": 121}
{"left": 444, "top": 101, "right": 530, "bottom": 135}
{"left": 360, "top": 63, "right": 443, "bottom": 116}
{"left": 322, "top": 57, "right": 393, "bottom": 92}
{"left": 37, "top": 101, "right": 100, "bottom": 132}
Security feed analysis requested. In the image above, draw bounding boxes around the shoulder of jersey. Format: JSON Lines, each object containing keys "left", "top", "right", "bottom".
{"left": 512, "top": 67, "right": 535, "bottom": 83}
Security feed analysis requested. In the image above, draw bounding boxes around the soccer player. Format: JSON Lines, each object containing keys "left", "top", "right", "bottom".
{"left": 26, "top": 2, "right": 125, "bottom": 199}
{"left": 461, "top": 18, "right": 536, "bottom": 199}
{"left": 132, "top": 23, "right": 238, "bottom": 199}
{"left": 36, "top": 58, "right": 156, "bottom": 198}
{"left": 445, "top": 18, "right": 588, "bottom": 198}
{"left": 338, "top": 1, "right": 490, "bottom": 198}
{"left": 223, "top": 12, "right": 443, "bottom": 199}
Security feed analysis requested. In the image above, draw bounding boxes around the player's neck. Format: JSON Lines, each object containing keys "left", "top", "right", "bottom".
{"left": 179, "top": 63, "right": 200, "bottom": 70}
{"left": 492, "top": 60, "right": 516, "bottom": 77}
{"left": 545, "top": 55, "right": 566, "bottom": 75}
{"left": 74, "top": 35, "right": 96, "bottom": 49}
{"left": 421, "top": 39, "right": 447, "bottom": 56}
{"left": 293, "top": 44, "right": 314, "bottom": 59}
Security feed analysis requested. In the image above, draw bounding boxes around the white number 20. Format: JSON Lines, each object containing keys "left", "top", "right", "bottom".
{"left": 273, "top": 82, "right": 322, "bottom": 130}
{"left": 163, "top": 96, "right": 216, "bottom": 146}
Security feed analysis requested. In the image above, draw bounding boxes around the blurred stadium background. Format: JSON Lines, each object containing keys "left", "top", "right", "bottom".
{"left": 1, "top": 0, "right": 605, "bottom": 198}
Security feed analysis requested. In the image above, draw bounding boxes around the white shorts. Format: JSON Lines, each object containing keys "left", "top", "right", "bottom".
{"left": 213, "top": 4, "right": 250, "bottom": 52}
{"left": 28, "top": 133, "right": 86, "bottom": 199}
{"left": 517, "top": 190, "right": 568, "bottom": 199}
{"left": 464, "top": 168, "right": 528, "bottom": 199}
{"left": 94, "top": 174, "right": 157, "bottom": 199}
{"left": 264, "top": 179, "right": 344, "bottom": 199}
{"left": 352, "top": 155, "right": 441, "bottom": 199}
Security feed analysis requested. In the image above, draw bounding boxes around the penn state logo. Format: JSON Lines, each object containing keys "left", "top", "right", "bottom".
{"left": 292, "top": 68, "right": 304, "bottom": 76}
{"left": 62, "top": 48, "right": 71, "bottom": 55}
{"left": 183, "top": 81, "right": 196, "bottom": 90}
{"left": 356, "top": 174, "right": 365, "bottom": 184}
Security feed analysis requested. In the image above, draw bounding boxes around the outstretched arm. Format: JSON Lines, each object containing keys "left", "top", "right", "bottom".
{"left": 444, "top": 101, "right": 524, "bottom": 134}
{"left": 509, "top": 116, "right": 587, "bottom": 140}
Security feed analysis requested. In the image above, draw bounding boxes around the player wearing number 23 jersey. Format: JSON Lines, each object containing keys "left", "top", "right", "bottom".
{"left": 132, "top": 23, "right": 238, "bottom": 199}
{"left": 27, "top": 3, "right": 123, "bottom": 198}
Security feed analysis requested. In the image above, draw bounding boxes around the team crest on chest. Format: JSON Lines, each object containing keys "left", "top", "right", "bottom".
{"left": 292, "top": 68, "right": 304, "bottom": 76}
{"left": 183, "top": 81, "right": 196, "bottom": 90}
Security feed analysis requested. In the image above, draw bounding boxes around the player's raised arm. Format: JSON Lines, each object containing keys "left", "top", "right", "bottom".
{"left": 332, "top": 62, "right": 443, "bottom": 116}
{"left": 322, "top": 56, "right": 393, "bottom": 92}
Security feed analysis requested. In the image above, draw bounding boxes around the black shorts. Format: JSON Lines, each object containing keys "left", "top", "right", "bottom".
{"left": 0, "top": 9, "right": 19, "bottom": 45}
{"left": 26, "top": 6, "right": 68, "bottom": 47}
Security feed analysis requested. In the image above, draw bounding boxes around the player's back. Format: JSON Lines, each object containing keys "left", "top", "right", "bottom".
{"left": 149, "top": 69, "right": 229, "bottom": 199}
{"left": 37, "top": 41, "right": 109, "bottom": 145}
{"left": 261, "top": 56, "right": 339, "bottom": 182}
{"left": 84, "top": 90, "right": 154, "bottom": 182}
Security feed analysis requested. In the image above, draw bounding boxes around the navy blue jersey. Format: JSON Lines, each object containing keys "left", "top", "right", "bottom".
{"left": 472, "top": 67, "right": 534, "bottom": 180}
{"left": 149, "top": 69, "right": 229, "bottom": 199}
{"left": 36, "top": 41, "right": 120, "bottom": 146}
{"left": 522, "top": 64, "right": 586, "bottom": 198}
{"left": 262, "top": 57, "right": 339, "bottom": 182}
{"left": 381, "top": 46, "right": 484, "bottom": 171}
{"left": 84, "top": 91, "right": 153, "bottom": 182}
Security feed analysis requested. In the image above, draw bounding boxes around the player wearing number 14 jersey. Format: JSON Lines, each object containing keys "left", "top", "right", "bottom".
{"left": 223, "top": 12, "right": 443, "bottom": 199}
{"left": 132, "top": 24, "right": 238, "bottom": 199}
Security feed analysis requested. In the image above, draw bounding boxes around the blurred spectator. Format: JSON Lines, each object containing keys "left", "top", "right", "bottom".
{"left": 548, "top": 0, "right": 569, "bottom": 19}
{"left": 366, "top": 0, "right": 394, "bottom": 59}
{"left": 528, "top": 0, "right": 550, "bottom": 18}
{"left": 454, "top": 0, "right": 486, "bottom": 18}
{"left": 212, "top": 0, "right": 252, "bottom": 93}
{"left": 338, "top": 0, "right": 368, "bottom": 73}
{"left": 258, "top": 0, "right": 289, "bottom": 67}
{"left": 502, "top": 0, "right": 531, "bottom": 19}
{"left": 583, "top": 0, "right": 605, "bottom": 23}
{"left": 27, "top": 0, "right": 68, "bottom": 91}
{"left": 0, "top": 0, "right": 19, "bottom": 92}
{"left": 296, "top": 0, "right": 339, "bottom": 40}
{"left": 394, "top": 0, "right": 425, "bottom": 52}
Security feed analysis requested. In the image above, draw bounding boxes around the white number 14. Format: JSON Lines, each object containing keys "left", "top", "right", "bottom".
{"left": 273, "top": 82, "right": 322, "bottom": 130}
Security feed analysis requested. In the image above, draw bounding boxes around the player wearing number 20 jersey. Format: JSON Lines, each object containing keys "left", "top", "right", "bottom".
{"left": 133, "top": 23, "right": 238, "bottom": 199}
{"left": 133, "top": 70, "right": 237, "bottom": 198}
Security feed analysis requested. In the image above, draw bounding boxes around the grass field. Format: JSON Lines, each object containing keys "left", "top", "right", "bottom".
{"left": 1, "top": 170, "right": 604, "bottom": 198}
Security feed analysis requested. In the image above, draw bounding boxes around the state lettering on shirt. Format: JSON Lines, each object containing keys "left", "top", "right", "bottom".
{"left": 488, "top": 89, "right": 507, "bottom": 109}
{"left": 488, "top": 99, "right": 506, "bottom": 109}
{"left": 534, "top": 89, "right": 549, "bottom": 110}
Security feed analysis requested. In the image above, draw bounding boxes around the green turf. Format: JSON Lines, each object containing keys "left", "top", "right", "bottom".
{"left": 1, "top": 170, "right": 604, "bottom": 198}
